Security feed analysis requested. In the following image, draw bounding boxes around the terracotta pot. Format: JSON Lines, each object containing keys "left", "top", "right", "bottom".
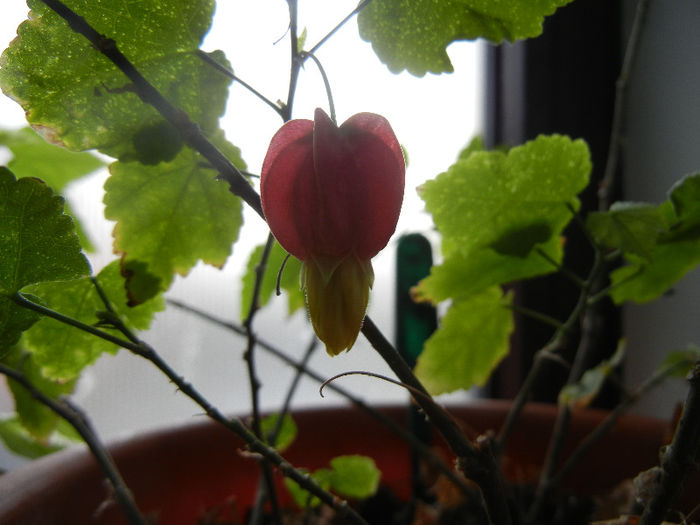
{"left": 0, "top": 400, "right": 696, "bottom": 524}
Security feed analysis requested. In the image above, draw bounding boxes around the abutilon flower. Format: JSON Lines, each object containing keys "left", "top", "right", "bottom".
{"left": 261, "top": 108, "right": 405, "bottom": 355}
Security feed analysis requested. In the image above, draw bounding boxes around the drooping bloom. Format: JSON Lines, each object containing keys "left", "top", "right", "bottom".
{"left": 261, "top": 108, "right": 405, "bottom": 355}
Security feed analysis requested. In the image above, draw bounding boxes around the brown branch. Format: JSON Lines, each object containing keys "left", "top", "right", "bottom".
{"left": 0, "top": 363, "right": 147, "bottom": 525}
{"left": 361, "top": 316, "right": 512, "bottom": 525}
{"left": 640, "top": 360, "right": 700, "bottom": 525}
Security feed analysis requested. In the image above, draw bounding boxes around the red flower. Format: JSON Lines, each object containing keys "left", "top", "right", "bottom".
{"left": 261, "top": 108, "right": 405, "bottom": 355}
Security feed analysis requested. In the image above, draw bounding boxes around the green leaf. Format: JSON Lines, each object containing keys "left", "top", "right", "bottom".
{"left": 358, "top": 0, "right": 573, "bottom": 76}
{"left": 0, "top": 167, "right": 90, "bottom": 295}
{"left": 328, "top": 455, "right": 381, "bottom": 500}
{"left": 414, "top": 287, "right": 513, "bottom": 394}
{"left": 457, "top": 135, "right": 485, "bottom": 161}
{"left": 609, "top": 174, "right": 700, "bottom": 304}
{"left": 104, "top": 146, "right": 244, "bottom": 299}
{"left": 0, "top": 127, "right": 103, "bottom": 190}
{"left": 558, "top": 342, "right": 625, "bottom": 409}
{"left": 659, "top": 346, "right": 700, "bottom": 379}
{"left": 283, "top": 455, "right": 380, "bottom": 509}
{"left": 587, "top": 202, "right": 665, "bottom": 261}
{"left": 610, "top": 243, "right": 700, "bottom": 304}
{"left": 240, "top": 241, "right": 304, "bottom": 320}
{"left": 0, "top": 417, "right": 63, "bottom": 459}
{"left": 260, "top": 413, "right": 297, "bottom": 452}
{"left": 0, "top": 296, "right": 40, "bottom": 352}
{"left": 0, "top": 0, "right": 230, "bottom": 161}
{"left": 0, "top": 127, "right": 105, "bottom": 252}
{"left": 415, "top": 135, "right": 590, "bottom": 303}
{"left": 2, "top": 346, "right": 76, "bottom": 439}
{"left": 284, "top": 468, "right": 333, "bottom": 509}
{"left": 661, "top": 174, "right": 700, "bottom": 243}
{"left": 22, "top": 260, "right": 163, "bottom": 380}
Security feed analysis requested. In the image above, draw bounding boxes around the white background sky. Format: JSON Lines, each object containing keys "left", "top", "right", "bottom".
{"left": 0, "top": 1, "right": 482, "bottom": 467}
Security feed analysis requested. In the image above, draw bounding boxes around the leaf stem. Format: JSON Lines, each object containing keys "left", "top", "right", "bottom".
{"left": 507, "top": 303, "right": 564, "bottom": 330}
{"left": 306, "top": 0, "right": 373, "bottom": 56}
{"left": 196, "top": 50, "right": 284, "bottom": 120}
{"left": 300, "top": 51, "right": 336, "bottom": 124}
{"left": 0, "top": 363, "right": 147, "bottom": 525}
{"left": 535, "top": 247, "right": 586, "bottom": 288}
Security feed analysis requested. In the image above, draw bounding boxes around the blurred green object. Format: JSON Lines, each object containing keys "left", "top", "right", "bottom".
{"left": 395, "top": 233, "right": 437, "bottom": 504}
{"left": 396, "top": 233, "right": 437, "bottom": 367}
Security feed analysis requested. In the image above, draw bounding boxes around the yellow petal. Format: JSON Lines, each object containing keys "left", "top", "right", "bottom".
{"left": 302, "top": 256, "right": 374, "bottom": 355}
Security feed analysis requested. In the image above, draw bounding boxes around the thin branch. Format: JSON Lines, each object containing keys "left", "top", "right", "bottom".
{"left": 133, "top": 343, "right": 370, "bottom": 525}
{"left": 535, "top": 247, "right": 586, "bottom": 288}
{"left": 283, "top": 0, "right": 301, "bottom": 121}
{"left": 320, "top": 370, "right": 436, "bottom": 406}
{"left": 38, "top": 0, "right": 264, "bottom": 219}
{"left": 196, "top": 50, "right": 285, "bottom": 120}
{"left": 307, "top": 0, "right": 373, "bottom": 56}
{"left": 249, "top": 336, "right": 318, "bottom": 525}
{"left": 16, "top": 294, "right": 367, "bottom": 524}
{"left": 640, "top": 360, "right": 700, "bottom": 525}
{"left": 0, "top": 363, "right": 147, "bottom": 525}
{"left": 166, "top": 299, "right": 477, "bottom": 499}
{"left": 495, "top": 265, "right": 592, "bottom": 455}
{"left": 598, "top": 0, "right": 652, "bottom": 211}
{"left": 549, "top": 358, "right": 693, "bottom": 490}
{"left": 243, "top": 233, "right": 276, "bottom": 439}
{"left": 12, "top": 293, "right": 146, "bottom": 357}
{"left": 508, "top": 303, "right": 564, "bottom": 331}
{"left": 361, "top": 315, "right": 512, "bottom": 525}
{"left": 242, "top": 233, "right": 282, "bottom": 525}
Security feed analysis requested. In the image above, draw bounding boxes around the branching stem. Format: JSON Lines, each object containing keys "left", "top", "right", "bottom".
{"left": 0, "top": 364, "right": 147, "bottom": 525}
{"left": 361, "top": 316, "right": 512, "bottom": 525}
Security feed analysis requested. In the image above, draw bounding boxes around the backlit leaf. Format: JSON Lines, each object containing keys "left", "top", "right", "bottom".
{"left": 0, "top": 297, "right": 40, "bottom": 352}
{"left": 558, "top": 342, "right": 625, "bottom": 409}
{"left": 0, "top": 127, "right": 103, "bottom": 190}
{"left": 260, "top": 413, "right": 297, "bottom": 452}
{"left": 0, "top": 0, "right": 229, "bottom": 162}
{"left": 358, "top": 0, "right": 573, "bottom": 75}
{"left": 0, "top": 417, "right": 63, "bottom": 459}
{"left": 415, "top": 287, "right": 513, "bottom": 394}
{"left": 104, "top": 145, "right": 245, "bottom": 298}
{"left": 0, "top": 127, "right": 105, "bottom": 251}
{"left": 2, "top": 346, "right": 75, "bottom": 439}
{"left": 610, "top": 174, "right": 700, "bottom": 304}
{"left": 587, "top": 202, "right": 665, "bottom": 261}
{"left": 240, "top": 240, "right": 304, "bottom": 320}
{"left": 415, "top": 135, "right": 590, "bottom": 303}
{"left": 328, "top": 455, "right": 381, "bottom": 500}
{"left": 0, "top": 168, "right": 90, "bottom": 295}
{"left": 22, "top": 260, "right": 163, "bottom": 380}
{"left": 659, "top": 346, "right": 700, "bottom": 379}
